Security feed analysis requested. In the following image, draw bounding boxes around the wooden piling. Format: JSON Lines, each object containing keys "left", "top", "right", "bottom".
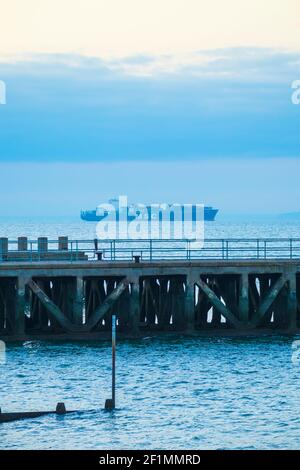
{"left": 239, "top": 273, "right": 249, "bottom": 324}
{"left": 129, "top": 282, "right": 140, "bottom": 335}
{"left": 287, "top": 274, "right": 298, "bottom": 331}
{"left": 105, "top": 314, "right": 116, "bottom": 410}
{"left": 73, "top": 277, "right": 84, "bottom": 325}
{"left": 184, "top": 278, "right": 195, "bottom": 331}
{"left": 15, "top": 277, "right": 28, "bottom": 336}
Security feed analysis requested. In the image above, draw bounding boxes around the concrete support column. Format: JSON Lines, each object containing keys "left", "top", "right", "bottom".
{"left": 73, "top": 277, "right": 84, "bottom": 325}
{"left": 239, "top": 272, "right": 249, "bottom": 324}
{"left": 287, "top": 273, "right": 297, "bottom": 331}
{"left": 129, "top": 282, "right": 140, "bottom": 335}
{"left": 184, "top": 277, "right": 195, "bottom": 330}
{"left": 15, "top": 277, "right": 30, "bottom": 336}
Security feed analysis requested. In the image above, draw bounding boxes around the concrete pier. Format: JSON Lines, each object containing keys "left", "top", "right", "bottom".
{"left": 0, "top": 238, "right": 300, "bottom": 340}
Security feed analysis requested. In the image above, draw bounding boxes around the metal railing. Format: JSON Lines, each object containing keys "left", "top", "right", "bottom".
{"left": 1, "top": 237, "right": 300, "bottom": 262}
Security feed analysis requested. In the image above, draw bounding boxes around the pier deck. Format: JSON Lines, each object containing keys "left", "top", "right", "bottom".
{"left": 0, "top": 237, "right": 300, "bottom": 340}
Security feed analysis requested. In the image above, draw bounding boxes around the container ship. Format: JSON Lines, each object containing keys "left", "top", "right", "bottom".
{"left": 81, "top": 199, "right": 218, "bottom": 222}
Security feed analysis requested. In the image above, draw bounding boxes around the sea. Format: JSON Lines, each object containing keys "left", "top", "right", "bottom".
{"left": 0, "top": 217, "right": 300, "bottom": 450}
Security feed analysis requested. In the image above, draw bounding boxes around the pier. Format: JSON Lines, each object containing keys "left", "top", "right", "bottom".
{"left": 0, "top": 237, "right": 300, "bottom": 340}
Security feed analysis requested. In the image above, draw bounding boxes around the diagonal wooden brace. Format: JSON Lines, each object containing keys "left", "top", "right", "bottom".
{"left": 28, "top": 280, "right": 81, "bottom": 332}
{"left": 250, "top": 274, "right": 287, "bottom": 328}
{"left": 84, "top": 278, "right": 129, "bottom": 331}
{"left": 197, "top": 278, "right": 242, "bottom": 328}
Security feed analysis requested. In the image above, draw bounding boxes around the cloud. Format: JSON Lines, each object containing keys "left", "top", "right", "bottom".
{"left": 0, "top": 48, "right": 299, "bottom": 162}
{"left": 1, "top": 47, "right": 299, "bottom": 79}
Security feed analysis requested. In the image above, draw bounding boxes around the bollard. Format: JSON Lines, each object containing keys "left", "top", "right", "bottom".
{"left": 97, "top": 251, "right": 103, "bottom": 261}
{"left": 0, "top": 238, "right": 8, "bottom": 261}
{"left": 133, "top": 255, "right": 141, "bottom": 263}
{"left": 18, "top": 237, "right": 28, "bottom": 251}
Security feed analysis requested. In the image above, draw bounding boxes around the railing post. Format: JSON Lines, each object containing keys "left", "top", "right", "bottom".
{"left": 290, "top": 239, "right": 293, "bottom": 259}
{"left": 30, "top": 241, "right": 33, "bottom": 262}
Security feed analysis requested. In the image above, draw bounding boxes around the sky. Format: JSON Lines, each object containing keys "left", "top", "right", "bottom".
{"left": 1, "top": 159, "right": 300, "bottom": 217}
{"left": 0, "top": 0, "right": 299, "bottom": 215}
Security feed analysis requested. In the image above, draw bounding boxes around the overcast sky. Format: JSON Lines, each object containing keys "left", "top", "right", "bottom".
{"left": 0, "top": 1, "right": 299, "bottom": 215}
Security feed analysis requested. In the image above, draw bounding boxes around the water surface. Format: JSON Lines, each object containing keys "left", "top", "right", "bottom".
{"left": 0, "top": 336, "right": 300, "bottom": 450}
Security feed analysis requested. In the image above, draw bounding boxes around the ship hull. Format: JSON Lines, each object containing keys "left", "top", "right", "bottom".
{"left": 81, "top": 207, "right": 218, "bottom": 222}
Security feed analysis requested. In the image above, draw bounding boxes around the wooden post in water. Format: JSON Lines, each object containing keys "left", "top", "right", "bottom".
{"left": 105, "top": 314, "right": 116, "bottom": 410}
